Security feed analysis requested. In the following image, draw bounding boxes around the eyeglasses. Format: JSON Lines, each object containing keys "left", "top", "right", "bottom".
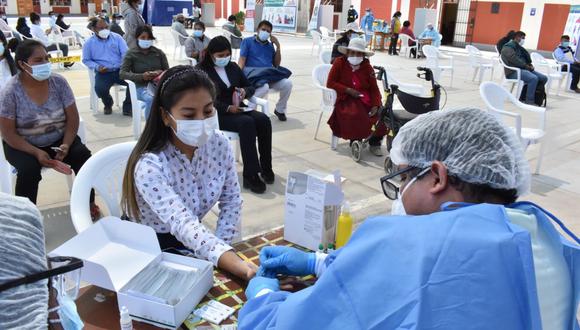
{"left": 380, "top": 167, "right": 429, "bottom": 200}
{"left": 0, "top": 256, "right": 83, "bottom": 299}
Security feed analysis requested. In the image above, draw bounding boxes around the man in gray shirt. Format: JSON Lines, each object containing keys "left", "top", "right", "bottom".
{"left": 172, "top": 14, "right": 188, "bottom": 45}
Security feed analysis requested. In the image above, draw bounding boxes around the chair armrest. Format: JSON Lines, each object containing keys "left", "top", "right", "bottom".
{"left": 489, "top": 107, "right": 523, "bottom": 138}
{"left": 186, "top": 56, "right": 197, "bottom": 66}
{"left": 249, "top": 96, "right": 270, "bottom": 116}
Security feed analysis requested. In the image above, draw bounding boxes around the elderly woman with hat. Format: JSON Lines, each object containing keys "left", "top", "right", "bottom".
{"left": 330, "top": 22, "right": 364, "bottom": 63}
{"left": 327, "top": 38, "right": 386, "bottom": 156}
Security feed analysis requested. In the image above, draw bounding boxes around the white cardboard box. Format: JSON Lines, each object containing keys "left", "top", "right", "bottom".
{"left": 284, "top": 171, "right": 344, "bottom": 251}
{"left": 49, "top": 217, "right": 213, "bottom": 329}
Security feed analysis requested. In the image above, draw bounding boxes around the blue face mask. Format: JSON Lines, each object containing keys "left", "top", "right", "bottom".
{"left": 214, "top": 56, "right": 230, "bottom": 67}
{"left": 48, "top": 285, "right": 84, "bottom": 330}
{"left": 138, "top": 39, "right": 153, "bottom": 49}
{"left": 562, "top": 41, "right": 570, "bottom": 48}
{"left": 258, "top": 30, "right": 270, "bottom": 42}
{"left": 0, "top": 43, "right": 4, "bottom": 55}
{"left": 138, "top": 2, "right": 144, "bottom": 13}
{"left": 193, "top": 30, "right": 203, "bottom": 38}
{"left": 25, "top": 62, "right": 51, "bottom": 81}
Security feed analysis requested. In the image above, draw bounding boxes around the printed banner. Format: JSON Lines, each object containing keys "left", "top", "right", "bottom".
{"left": 307, "top": 0, "right": 321, "bottom": 32}
{"left": 263, "top": 0, "right": 297, "bottom": 33}
{"left": 245, "top": 0, "right": 256, "bottom": 32}
{"left": 49, "top": 55, "right": 81, "bottom": 63}
{"left": 563, "top": 5, "right": 580, "bottom": 53}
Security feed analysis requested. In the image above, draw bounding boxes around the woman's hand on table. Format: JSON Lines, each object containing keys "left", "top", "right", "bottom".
{"left": 218, "top": 250, "right": 257, "bottom": 281}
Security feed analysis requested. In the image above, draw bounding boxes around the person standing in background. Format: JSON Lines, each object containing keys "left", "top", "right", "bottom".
{"left": 360, "top": 8, "right": 374, "bottom": 46}
{"left": 389, "top": 11, "right": 401, "bottom": 56}
{"left": 347, "top": 5, "right": 358, "bottom": 24}
{"left": 110, "top": 14, "right": 125, "bottom": 36}
{"left": 121, "top": 0, "right": 146, "bottom": 48}
{"left": 193, "top": 4, "right": 202, "bottom": 23}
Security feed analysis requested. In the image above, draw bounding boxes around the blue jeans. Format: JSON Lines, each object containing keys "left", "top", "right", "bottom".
{"left": 508, "top": 69, "right": 548, "bottom": 102}
{"left": 136, "top": 87, "right": 154, "bottom": 118}
{"left": 94, "top": 70, "right": 131, "bottom": 113}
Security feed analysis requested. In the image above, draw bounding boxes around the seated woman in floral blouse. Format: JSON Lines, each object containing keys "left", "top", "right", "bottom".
{"left": 122, "top": 65, "right": 256, "bottom": 280}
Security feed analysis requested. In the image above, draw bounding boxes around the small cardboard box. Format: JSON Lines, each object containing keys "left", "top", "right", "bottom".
{"left": 49, "top": 217, "right": 213, "bottom": 329}
{"left": 284, "top": 170, "right": 344, "bottom": 251}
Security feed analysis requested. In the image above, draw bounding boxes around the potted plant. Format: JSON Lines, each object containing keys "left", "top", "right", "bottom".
{"left": 235, "top": 11, "right": 245, "bottom": 31}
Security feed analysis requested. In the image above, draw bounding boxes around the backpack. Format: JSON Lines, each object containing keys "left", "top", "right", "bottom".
{"left": 519, "top": 81, "right": 547, "bottom": 107}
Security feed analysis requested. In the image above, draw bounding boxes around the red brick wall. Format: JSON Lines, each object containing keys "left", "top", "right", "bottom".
{"left": 538, "top": 4, "right": 570, "bottom": 51}
{"left": 471, "top": 1, "right": 524, "bottom": 45}
{"left": 360, "top": 0, "right": 391, "bottom": 21}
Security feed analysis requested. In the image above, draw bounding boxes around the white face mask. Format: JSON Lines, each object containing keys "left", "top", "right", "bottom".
{"left": 390, "top": 168, "right": 429, "bottom": 216}
{"left": 169, "top": 113, "right": 219, "bottom": 147}
{"left": 519, "top": 38, "right": 525, "bottom": 47}
{"left": 258, "top": 30, "right": 270, "bottom": 42}
{"left": 347, "top": 56, "right": 364, "bottom": 66}
{"left": 97, "top": 29, "right": 110, "bottom": 39}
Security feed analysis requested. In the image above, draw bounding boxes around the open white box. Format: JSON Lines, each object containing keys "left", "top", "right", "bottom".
{"left": 49, "top": 217, "right": 213, "bottom": 329}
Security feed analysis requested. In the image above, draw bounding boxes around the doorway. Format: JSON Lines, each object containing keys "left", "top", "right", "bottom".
{"left": 440, "top": 1, "right": 458, "bottom": 45}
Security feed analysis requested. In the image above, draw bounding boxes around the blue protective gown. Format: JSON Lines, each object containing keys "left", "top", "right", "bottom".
{"left": 418, "top": 28, "right": 441, "bottom": 47}
{"left": 239, "top": 202, "right": 579, "bottom": 330}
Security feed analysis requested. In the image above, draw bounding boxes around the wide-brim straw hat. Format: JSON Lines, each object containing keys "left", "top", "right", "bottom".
{"left": 343, "top": 23, "right": 363, "bottom": 34}
{"left": 338, "top": 37, "right": 374, "bottom": 56}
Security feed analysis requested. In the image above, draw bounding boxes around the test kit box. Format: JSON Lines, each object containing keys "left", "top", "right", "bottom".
{"left": 284, "top": 170, "right": 344, "bottom": 251}
{"left": 50, "top": 217, "right": 213, "bottom": 329}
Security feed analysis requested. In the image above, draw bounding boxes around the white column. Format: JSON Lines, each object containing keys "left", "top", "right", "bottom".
{"left": 71, "top": 0, "right": 81, "bottom": 14}
{"left": 6, "top": 0, "right": 18, "bottom": 15}
{"left": 400, "top": 0, "right": 410, "bottom": 21}
{"left": 239, "top": 0, "right": 244, "bottom": 12}
{"left": 391, "top": 0, "right": 398, "bottom": 16}
{"left": 520, "top": 0, "right": 544, "bottom": 50}
{"left": 41, "top": 0, "right": 51, "bottom": 14}
{"left": 227, "top": 0, "right": 232, "bottom": 16}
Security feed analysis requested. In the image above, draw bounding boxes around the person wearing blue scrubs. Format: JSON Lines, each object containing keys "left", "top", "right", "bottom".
{"left": 418, "top": 23, "right": 441, "bottom": 47}
{"left": 239, "top": 107, "right": 580, "bottom": 330}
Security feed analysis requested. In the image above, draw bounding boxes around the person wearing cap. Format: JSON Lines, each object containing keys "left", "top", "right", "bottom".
{"left": 172, "top": 14, "right": 188, "bottom": 45}
{"left": 238, "top": 107, "right": 580, "bottom": 330}
{"left": 326, "top": 37, "right": 386, "bottom": 156}
{"left": 330, "top": 22, "right": 363, "bottom": 63}
{"left": 418, "top": 22, "right": 441, "bottom": 47}
{"left": 110, "top": 13, "right": 125, "bottom": 36}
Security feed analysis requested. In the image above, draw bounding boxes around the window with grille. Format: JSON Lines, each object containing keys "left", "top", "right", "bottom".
{"left": 50, "top": 0, "right": 71, "bottom": 5}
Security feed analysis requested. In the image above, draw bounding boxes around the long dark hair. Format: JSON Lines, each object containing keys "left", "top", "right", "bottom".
{"left": 197, "top": 36, "right": 231, "bottom": 70}
{"left": 0, "top": 31, "right": 17, "bottom": 75}
{"left": 121, "top": 66, "right": 217, "bottom": 219}
{"left": 14, "top": 39, "right": 46, "bottom": 72}
{"left": 16, "top": 17, "right": 28, "bottom": 30}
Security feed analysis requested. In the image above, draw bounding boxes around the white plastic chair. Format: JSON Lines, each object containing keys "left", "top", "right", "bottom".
{"left": 312, "top": 64, "right": 338, "bottom": 149}
{"left": 0, "top": 116, "right": 87, "bottom": 195}
{"left": 552, "top": 52, "right": 573, "bottom": 92}
{"left": 310, "top": 30, "right": 324, "bottom": 56}
{"left": 422, "top": 45, "right": 454, "bottom": 87}
{"left": 498, "top": 57, "right": 523, "bottom": 98}
{"left": 124, "top": 80, "right": 148, "bottom": 140}
{"left": 399, "top": 34, "right": 417, "bottom": 58}
{"left": 222, "top": 30, "right": 241, "bottom": 61}
{"left": 319, "top": 50, "right": 332, "bottom": 64}
{"left": 319, "top": 26, "right": 335, "bottom": 43}
{"left": 186, "top": 57, "right": 198, "bottom": 66}
{"left": 52, "top": 26, "right": 77, "bottom": 48}
{"left": 479, "top": 82, "right": 546, "bottom": 174}
{"left": 2, "top": 30, "right": 14, "bottom": 41}
{"left": 87, "top": 68, "right": 121, "bottom": 114}
{"left": 69, "top": 141, "right": 137, "bottom": 233}
{"left": 466, "top": 45, "right": 494, "bottom": 83}
{"left": 171, "top": 29, "right": 188, "bottom": 61}
{"left": 531, "top": 52, "right": 564, "bottom": 95}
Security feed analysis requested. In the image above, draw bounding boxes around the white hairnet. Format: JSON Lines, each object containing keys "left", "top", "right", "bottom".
{"left": 0, "top": 193, "right": 48, "bottom": 330}
{"left": 390, "top": 108, "right": 530, "bottom": 196}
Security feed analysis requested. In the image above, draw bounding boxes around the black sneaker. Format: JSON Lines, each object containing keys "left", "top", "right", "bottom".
{"left": 261, "top": 169, "right": 275, "bottom": 184}
{"left": 243, "top": 175, "right": 266, "bottom": 194}
{"left": 274, "top": 110, "right": 287, "bottom": 121}
{"left": 123, "top": 109, "right": 133, "bottom": 117}
{"left": 104, "top": 106, "right": 113, "bottom": 115}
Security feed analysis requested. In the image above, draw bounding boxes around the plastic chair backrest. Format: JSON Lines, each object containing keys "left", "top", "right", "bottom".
{"left": 319, "top": 26, "right": 330, "bottom": 37}
{"left": 170, "top": 29, "right": 182, "bottom": 46}
{"left": 423, "top": 45, "right": 439, "bottom": 67}
{"left": 465, "top": 45, "right": 481, "bottom": 66}
{"left": 313, "top": 64, "right": 332, "bottom": 87}
{"left": 311, "top": 30, "right": 322, "bottom": 43}
{"left": 399, "top": 33, "right": 412, "bottom": 46}
{"left": 479, "top": 81, "right": 510, "bottom": 112}
{"left": 69, "top": 141, "right": 137, "bottom": 233}
{"left": 319, "top": 50, "right": 331, "bottom": 64}
{"left": 531, "top": 52, "right": 548, "bottom": 67}
{"left": 124, "top": 80, "right": 144, "bottom": 140}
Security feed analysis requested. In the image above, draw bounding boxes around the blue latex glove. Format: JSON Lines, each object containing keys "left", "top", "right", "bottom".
{"left": 245, "top": 276, "right": 280, "bottom": 299}
{"left": 259, "top": 246, "right": 316, "bottom": 276}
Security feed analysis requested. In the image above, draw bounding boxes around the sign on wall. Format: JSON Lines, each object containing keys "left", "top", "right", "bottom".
{"left": 263, "top": 0, "right": 297, "bottom": 33}
{"left": 563, "top": 5, "right": 580, "bottom": 53}
{"left": 245, "top": 0, "right": 255, "bottom": 32}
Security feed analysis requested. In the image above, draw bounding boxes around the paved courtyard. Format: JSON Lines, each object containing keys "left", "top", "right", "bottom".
{"left": 7, "top": 17, "right": 578, "bottom": 251}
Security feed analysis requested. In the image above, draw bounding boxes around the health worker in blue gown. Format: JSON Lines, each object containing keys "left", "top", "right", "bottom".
{"left": 238, "top": 107, "right": 580, "bottom": 330}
